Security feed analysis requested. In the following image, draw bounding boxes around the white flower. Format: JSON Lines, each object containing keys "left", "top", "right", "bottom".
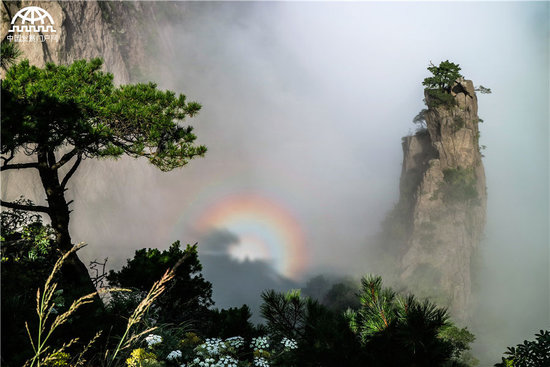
{"left": 218, "top": 355, "right": 238, "bottom": 367}
{"left": 225, "top": 336, "right": 245, "bottom": 349}
{"left": 196, "top": 338, "right": 225, "bottom": 356}
{"left": 144, "top": 334, "right": 163, "bottom": 347}
{"left": 253, "top": 357, "right": 270, "bottom": 367}
{"left": 167, "top": 349, "right": 182, "bottom": 360}
{"left": 250, "top": 336, "right": 270, "bottom": 352}
{"left": 281, "top": 337, "right": 298, "bottom": 350}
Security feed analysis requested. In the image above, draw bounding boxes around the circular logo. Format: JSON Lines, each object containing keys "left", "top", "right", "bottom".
{"left": 9, "top": 6, "right": 56, "bottom": 34}
{"left": 11, "top": 6, "right": 54, "bottom": 25}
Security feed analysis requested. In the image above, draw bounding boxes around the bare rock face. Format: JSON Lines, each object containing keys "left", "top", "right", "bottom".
{"left": 1, "top": 0, "right": 176, "bottom": 83}
{"left": 396, "top": 80, "right": 486, "bottom": 320}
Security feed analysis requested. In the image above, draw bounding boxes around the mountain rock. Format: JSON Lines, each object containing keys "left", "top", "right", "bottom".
{"left": 380, "top": 79, "right": 486, "bottom": 320}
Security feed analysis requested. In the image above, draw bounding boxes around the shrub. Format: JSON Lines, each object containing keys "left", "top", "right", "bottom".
{"left": 425, "top": 88, "right": 457, "bottom": 108}
{"left": 345, "top": 275, "right": 476, "bottom": 366}
{"left": 495, "top": 330, "right": 550, "bottom": 367}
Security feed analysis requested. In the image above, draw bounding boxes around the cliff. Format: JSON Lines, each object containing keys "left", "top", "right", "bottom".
{"left": 1, "top": 0, "right": 180, "bottom": 83}
{"left": 387, "top": 79, "right": 486, "bottom": 319}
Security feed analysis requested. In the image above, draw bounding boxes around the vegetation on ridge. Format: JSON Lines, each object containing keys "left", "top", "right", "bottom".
{"left": 422, "top": 60, "right": 463, "bottom": 108}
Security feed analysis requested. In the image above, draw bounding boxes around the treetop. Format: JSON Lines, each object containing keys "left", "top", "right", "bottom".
{"left": 1, "top": 58, "right": 206, "bottom": 171}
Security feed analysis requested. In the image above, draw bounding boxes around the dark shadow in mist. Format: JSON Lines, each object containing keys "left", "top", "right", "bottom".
{"left": 198, "top": 230, "right": 298, "bottom": 322}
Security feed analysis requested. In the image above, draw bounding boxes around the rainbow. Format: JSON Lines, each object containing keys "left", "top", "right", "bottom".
{"left": 193, "top": 194, "right": 308, "bottom": 278}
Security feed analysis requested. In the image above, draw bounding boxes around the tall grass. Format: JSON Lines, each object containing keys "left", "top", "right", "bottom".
{"left": 23, "top": 242, "right": 188, "bottom": 367}
{"left": 106, "top": 255, "right": 188, "bottom": 366}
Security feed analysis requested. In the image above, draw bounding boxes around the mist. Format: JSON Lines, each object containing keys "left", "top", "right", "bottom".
{"left": 5, "top": 1, "right": 546, "bottom": 364}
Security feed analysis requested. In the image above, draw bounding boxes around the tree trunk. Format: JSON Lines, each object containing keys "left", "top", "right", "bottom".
{"left": 36, "top": 149, "right": 101, "bottom": 303}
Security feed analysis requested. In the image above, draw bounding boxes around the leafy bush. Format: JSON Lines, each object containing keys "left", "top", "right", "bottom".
{"left": 1, "top": 206, "right": 65, "bottom": 366}
{"left": 495, "top": 330, "right": 550, "bottom": 367}
{"left": 203, "top": 305, "right": 256, "bottom": 340}
{"left": 425, "top": 88, "right": 457, "bottom": 108}
{"left": 107, "top": 242, "right": 213, "bottom": 326}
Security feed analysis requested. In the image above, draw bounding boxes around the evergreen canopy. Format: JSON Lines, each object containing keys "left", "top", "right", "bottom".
{"left": 1, "top": 58, "right": 206, "bottom": 172}
{"left": 422, "top": 60, "right": 463, "bottom": 93}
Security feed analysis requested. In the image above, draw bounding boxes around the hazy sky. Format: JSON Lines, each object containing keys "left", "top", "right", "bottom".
{"left": 45, "top": 1, "right": 548, "bottom": 362}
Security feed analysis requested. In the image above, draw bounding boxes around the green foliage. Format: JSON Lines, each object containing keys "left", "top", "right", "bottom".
{"left": 1, "top": 199, "right": 56, "bottom": 263}
{"left": 475, "top": 85, "right": 492, "bottom": 94}
{"left": 0, "top": 41, "right": 22, "bottom": 70}
{"left": 346, "top": 275, "right": 399, "bottom": 340}
{"left": 106, "top": 242, "right": 213, "bottom": 325}
{"left": 126, "top": 348, "right": 162, "bottom": 367}
{"left": 439, "top": 325, "right": 478, "bottom": 366}
{"left": 495, "top": 330, "right": 550, "bottom": 367}
{"left": 423, "top": 60, "right": 463, "bottom": 92}
{"left": 1, "top": 207, "right": 62, "bottom": 367}
{"left": 438, "top": 167, "right": 479, "bottom": 204}
{"left": 260, "top": 289, "right": 307, "bottom": 340}
{"left": 345, "top": 275, "right": 476, "bottom": 366}
{"left": 204, "top": 305, "right": 256, "bottom": 340}
{"left": 1, "top": 59, "right": 206, "bottom": 171}
{"left": 423, "top": 60, "right": 463, "bottom": 108}
{"left": 260, "top": 289, "right": 366, "bottom": 366}
{"left": 425, "top": 88, "right": 456, "bottom": 108}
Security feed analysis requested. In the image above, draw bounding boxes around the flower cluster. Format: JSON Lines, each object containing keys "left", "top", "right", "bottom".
{"left": 167, "top": 349, "right": 183, "bottom": 361}
{"left": 225, "top": 336, "right": 244, "bottom": 349}
{"left": 253, "top": 356, "right": 270, "bottom": 367}
{"left": 217, "top": 355, "right": 238, "bottom": 367}
{"left": 192, "top": 357, "right": 216, "bottom": 367}
{"left": 250, "top": 337, "right": 270, "bottom": 352}
{"left": 130, "top": 333, "right": 298, "bottom": 367}
{"left": 145, "top": 334, "right": 163, "bottom": 347}
{"left": 196, "top": 338, "right": 226, "bottom": 356}
{"left": 280, "top": 337, "right": 298, "bottom": 350}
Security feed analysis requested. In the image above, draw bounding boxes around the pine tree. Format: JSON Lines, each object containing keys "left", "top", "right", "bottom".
{"left": 1, "top": 58, "right": 207, "bottom": 298}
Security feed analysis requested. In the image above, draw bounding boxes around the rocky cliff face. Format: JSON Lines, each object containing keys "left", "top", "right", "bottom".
{"left": 393, "top": 79, "right": 486, "bottom": 319}
{"left": 1, "top": 0, "right": 178, "bottom": 83}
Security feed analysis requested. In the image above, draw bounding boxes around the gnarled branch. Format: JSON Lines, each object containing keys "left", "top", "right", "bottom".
{"left": 1, "top": 199, "right": 50, "bottom": 214}
{"left": 52, "top": 148, "right": 79, "bottom": 170}
{"left": 60, "top": 153, "right": 82, "bottom": 189}
{"left": 1, "top": 162, "right": 39, "bottom": 171}
{"left": 1, "top": 150, "right": 15, "bottom": 165}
